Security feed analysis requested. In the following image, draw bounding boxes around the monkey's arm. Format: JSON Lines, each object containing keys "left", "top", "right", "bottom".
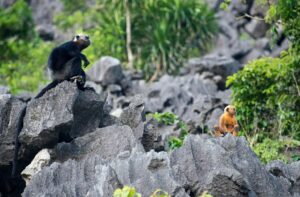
{"left": 78, "top": 53, "right": 90, "bottom": 67}
{"left": 219, "top": 115, "right": 228, "bottom": 133}
{"left": 68, "top": 48, "right": 90, "bottom": 67}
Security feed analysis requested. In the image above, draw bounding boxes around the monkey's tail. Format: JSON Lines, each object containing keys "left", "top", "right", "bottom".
{"left": 35, "top": 80, "right": 59, "bottom": 99}
{"left": 12, "top": 106, "right": 27, "bottom": 177}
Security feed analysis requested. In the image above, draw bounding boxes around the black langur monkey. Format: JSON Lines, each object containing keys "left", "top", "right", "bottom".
{"left": 36, "top": 34, "right": 91, "bottom": 97}
{"left": 12, "top": 34, "right": 91, "bottom": 177}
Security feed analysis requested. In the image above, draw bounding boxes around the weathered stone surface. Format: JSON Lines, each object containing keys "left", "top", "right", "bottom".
{"left": 266, "top": 160, "right": 300, "bottom": 196}
{"left": 30, "top": 0, "right": 63, "bottom": 40}
{"left": 0, "top": 86, "right": 10, "bottom": 95}
{"left": 22, "top": 156, "right": 122, "bottom": 197}
{"left": 53, "top": 125, "right": 143, "bottom": 162}
{"left": 17, "top": 129, "right": 300, "bottom": 197}
{"left": 170, "top": 135, "right": 292, "bottom": 196}
{"left": 215, "top": 89, "right": 232, "bottom": 105}
{"left": 120, "top": 95, "right": 145, "bottom": 140}
{"left": 206, "top": 107, "right": 223, "bottom": 131}
{"left": 0, "top": 94, "right": 26, "bottom": 165}
{"left": 21, "top": 149, "right": 51, "bottom": 185}
{"left": 142, "top": 118, "right": 175, "bottom": 152}
{"left": 18, "top": 81, "right": 106, "bottom": 154}
{"left": 87, "top": 56, "right": 125, "bottom": 86}
{"left": 188, "top": 54, "right": 242, "bottom": 80}
{"left": 110, "top": 150, "right": 188, "bottom": 197}
{"left": 245, "top": 19, "right": 269, "bottom": 39}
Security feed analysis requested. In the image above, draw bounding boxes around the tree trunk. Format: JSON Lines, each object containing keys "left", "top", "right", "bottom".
{"left": 125, "top": 0, "right": 133, "bottom": 69}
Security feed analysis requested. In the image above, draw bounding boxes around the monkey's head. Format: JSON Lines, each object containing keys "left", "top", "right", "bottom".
{"left": 224, "top": 105, "right": 236, "bottom": 115}
{"left": 73, "top": 34, "right": 90, "bottom": 50}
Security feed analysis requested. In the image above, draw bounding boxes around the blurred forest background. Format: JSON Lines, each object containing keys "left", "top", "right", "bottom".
{"left": 0, "top": 0, "right": 299, "bottom": 163}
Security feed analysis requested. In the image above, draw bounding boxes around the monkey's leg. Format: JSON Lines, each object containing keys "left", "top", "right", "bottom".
{"left": 66, "top": 57, "right": 86, "bottom": 90}
{"left": 35, "top": 80, "right": 60, "bottom": 99}
{"left": 12, "top": 106, "right": 26, "bottom": 177}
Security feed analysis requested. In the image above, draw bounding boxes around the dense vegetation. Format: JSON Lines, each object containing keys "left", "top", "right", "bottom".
{"left": 56, "top": 0, "right": 218, "bottom": 80}
{"left": 0, "top": 0, "right": 217, "bottom": 92}
{"left": 227, "top": 0, "right": 300, "bottom": 163}
{"left": 0, "top": 0, "right": 52, "bottom": 93}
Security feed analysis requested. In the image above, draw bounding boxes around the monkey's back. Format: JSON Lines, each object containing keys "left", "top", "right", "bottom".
{"left": 48, "top": 41, "right": 78, "bottom": 71}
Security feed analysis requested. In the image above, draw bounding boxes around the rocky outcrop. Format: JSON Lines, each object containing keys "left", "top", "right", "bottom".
{"left": 87, "top": 56, "right": 126, "bottom": 87}
{"left": 21, "top": 132, "right": 299, "bottom": 197}
{"left": 18, "top": 82, "right": 106, "bottom": 159}
{"left": 1, "top": 70, "right": 300, "bottom": 197}
{"left": 0, "top": 94, "right": 26, "bottom": 166}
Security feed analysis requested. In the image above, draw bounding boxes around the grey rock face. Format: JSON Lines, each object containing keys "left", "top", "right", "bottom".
{"left": 0, "top": 0, "right": 16, "bottom": 8}
{"left": 142, "top": 118, "right": 175, "bottom": 152}
{"left": 22, "top": 156, "right": 122, "bottom": 197}
{"left": 87, "top": 56, "right": 125, "bottom": 87}
{"left": 266, "top": 160, "right": 300, "bottom": 196}
{"left": 110, "top": 150, "right": 188, "bottom": 197}
{"left": 18, "top": 81, "right": 106, "bottom": 157}
{"left": 0, "top": 94, "right": 26, "bottom": 165}
{"left": 120, "top": 95, "right": 145, "bottom": 140}
{"left": 245, "top": 19, "right": 269, "bottom": 39}
{"left": 188, "top": 55, "right": 242, "bottom": 80}
{"left": 206, "top": 107, "right": 223, "bottom": 131}
{"left": 170, "top": 135, "right": 292, "bottom": 197}
{"left": 0, "top": 86, "right": 10, "bottom": 95}
{"left": 23, "top": 124, "right": 145, "bottom": 196}
{"left": 54, "top": 125, "right": 143, "bottom": 162}
{"left": 30, "top": 0, "right": 63, "bottom": 40}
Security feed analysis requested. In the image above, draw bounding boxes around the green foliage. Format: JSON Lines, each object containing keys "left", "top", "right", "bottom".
{"left": 265, "top": 0, "right": 300, "bottom": 52}
{"left": 291, "top": 154, "right": 300, "bottom": 162}
{"left": 168, "top": 120, "right": 188, "bottom": 150}
{"left": 253, "top": 138, "right": 300, "bottom": 164}
{"left": 253, "top": 138, "right": 288, "bottom": 164}
{"left": 227, "top": 54, "right": 300, "bottom": 141}
{"left": 220, "top": 0, "right": 231, "bottom": 10}
{"left": 0, "top": 0, "right": 52, "bottom": 93}
{"left": 150, "top": 112, "right": 188, "bottom": 150}
{"left": 113, "top": 187, "right": 171, "bottom": 197}
{"left": 152, "top": 112, "right": 178, "bottom": 125}
{"left": 113, "top": 186, "right": 141, "bottom": 197}
{"left": 55, "top": 0, "right": 218, "bottom": 79}
{"left": 227, "top": 0, "right": 300, "bottom": 163}
{"left": 0, "top": 0, "right": 33, "bottom": 41}
{"left": 200, "top": 191, "right": 214, "bottom": 197}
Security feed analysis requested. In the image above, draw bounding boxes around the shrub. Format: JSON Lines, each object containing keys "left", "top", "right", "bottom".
{"left": 226, "top": 0, "right": 300, "bottom": 162}
{"left": 253, "top": 137, "right": 300, "bottom": 164}
{"left": 227, "top": 53, "right": 300, "bottom": 141}
{"left": 0, "top": 0, "right": 52, "bottom": 93}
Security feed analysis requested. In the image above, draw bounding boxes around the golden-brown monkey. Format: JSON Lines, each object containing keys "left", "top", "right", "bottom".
{"left": 218, "top": 105, "right": 239, "bottom": 136}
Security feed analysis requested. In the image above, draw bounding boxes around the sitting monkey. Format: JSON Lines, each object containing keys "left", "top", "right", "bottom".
{"left": 214, "top": 105, "right": 239, "bottom": 137}
{"left": 12, "top": 34, "right": 90, "bottom": 177}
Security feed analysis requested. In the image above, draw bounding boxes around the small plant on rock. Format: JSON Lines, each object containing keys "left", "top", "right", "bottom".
{"left": 113, "top": 186, "right": 141, "bottom": 197}
{"left": 151, "top": 112, "right": 189, "bottom": 150}
{"left": 152, "top": 112, "right": 178, "bottom": 125}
